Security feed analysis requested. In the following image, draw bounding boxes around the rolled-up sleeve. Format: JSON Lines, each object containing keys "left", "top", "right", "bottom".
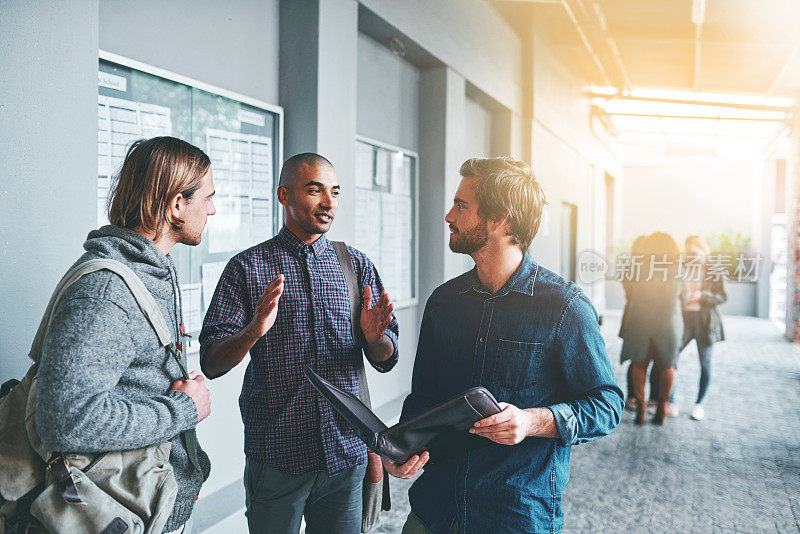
{"left": 547, "top": 293, "right": 624, "bottom": 446}
{"left": 366, "top": 329, "right": 399, "bottom": 372}
{"left": 199, "top": 258, "right": 249, "bottom": 367}
{"left": 350, "top": 246, "right": 400, "bottom": 373}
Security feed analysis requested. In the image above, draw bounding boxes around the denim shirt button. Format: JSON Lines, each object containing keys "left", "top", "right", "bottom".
{"left": 479, "top": 337, "right": 484, "bottom": 343}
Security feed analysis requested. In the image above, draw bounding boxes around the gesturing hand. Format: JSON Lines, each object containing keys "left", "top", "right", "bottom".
{"left": 246, "top": 274, "right": 284, "bottom": 339}
{"left": 360, "top": 285, "right": 394, "bottom": 347}
{"left": 469, "top": 402, "right": 533, "bottom": 445}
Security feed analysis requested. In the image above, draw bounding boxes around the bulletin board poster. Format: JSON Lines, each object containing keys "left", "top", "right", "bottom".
{"left": 354, "top": 138, "right": 418, "bottom": 308}
{"left": 98, "top": 55, "right": 283, "bottom": 344}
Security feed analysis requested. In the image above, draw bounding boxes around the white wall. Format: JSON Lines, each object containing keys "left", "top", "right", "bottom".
{"left": 527, "top": 27, "right": 623, "bottom": 311}
{"left": 612, "top": 151, "right": 766, "bottom": 318}
{"left": 621, "top": 153, "right": 761, "bottom": 244}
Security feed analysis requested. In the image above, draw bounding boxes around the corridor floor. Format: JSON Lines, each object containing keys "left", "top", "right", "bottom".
{"left": 373, "top": 311, "right": 800, "bottom": 533}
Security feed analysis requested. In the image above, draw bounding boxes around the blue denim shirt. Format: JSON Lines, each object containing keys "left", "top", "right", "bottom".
{"left": 401, "top": 253, "right": 623, "bottom": 534}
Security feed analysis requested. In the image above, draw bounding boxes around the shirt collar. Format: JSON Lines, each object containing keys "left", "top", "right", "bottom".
{"left": 277, "top": 226, "right": 330, "bottom": 257}
{"left": 458, "top": 252, "right": 538, "bottom": 297}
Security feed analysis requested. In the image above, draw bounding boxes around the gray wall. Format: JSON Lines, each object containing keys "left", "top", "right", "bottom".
{"left": 360, "top": 0, "right": 524, "bottom": 113}
{"left": 464, "top": 96, "right": 493, "bottom": 159}
{"left": 100, "top": 0, "right": 280, "bottom": 104}
{"left": 0, "top": 0, "right": 99, "bottom": 383}
{"left": 356, "top": 33, "right": 419, "bottom": 152}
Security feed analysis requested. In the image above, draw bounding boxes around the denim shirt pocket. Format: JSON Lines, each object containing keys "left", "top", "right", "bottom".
{"left": 492, "top": 339, "right": 543, "bottom": 392}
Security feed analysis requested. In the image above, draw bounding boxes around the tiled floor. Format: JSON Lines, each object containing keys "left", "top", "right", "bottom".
{"left": 372, "top": 311, "right": 800, "bottom": 533}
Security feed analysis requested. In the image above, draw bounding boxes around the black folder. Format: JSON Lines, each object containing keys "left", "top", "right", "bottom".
{"left": 303, "top": 366, "right": 502, "bottom": 464}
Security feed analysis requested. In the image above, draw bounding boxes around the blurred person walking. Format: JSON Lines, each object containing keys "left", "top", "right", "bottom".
{"left": 680, "top": 235, "right": 726, "bottom": 421}
{"left": 619, "top": 232, "right": 686, "bottom": 425}
{"left": 621, "top": 235, "right": 646, "bottom": 411}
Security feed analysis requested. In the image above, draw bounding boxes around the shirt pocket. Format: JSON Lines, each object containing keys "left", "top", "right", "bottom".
{"left": 492, "top": 339, "right": 543, "bottom": 392}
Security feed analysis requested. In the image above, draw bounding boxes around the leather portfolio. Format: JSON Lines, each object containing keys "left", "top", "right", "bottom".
{"left": 303, "top": 366, "right": 501, "bottom": 464}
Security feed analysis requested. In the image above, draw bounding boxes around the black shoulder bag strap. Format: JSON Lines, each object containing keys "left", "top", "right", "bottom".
{"left": 331, "top": 241, "right": 392, "bottom": 527}
{"left": 331, "top": 241, "right": 372, "bottom": 407}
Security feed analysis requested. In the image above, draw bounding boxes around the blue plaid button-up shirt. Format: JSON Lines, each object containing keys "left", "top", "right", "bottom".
{"left": 199, "top": 226, "right": 399, "bottom": 475}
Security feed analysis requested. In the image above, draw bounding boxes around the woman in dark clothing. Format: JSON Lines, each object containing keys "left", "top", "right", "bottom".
{"left": 622, "top": 235, "right": 647, "bottom": 410}
{"left": 680, "top": 235, "right": 726, "bottom": 421}
{"left": 620, "top": 232, "right": 686, "bottom": 425}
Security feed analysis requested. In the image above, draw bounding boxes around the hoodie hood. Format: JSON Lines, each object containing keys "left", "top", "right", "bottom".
{"left": 83, "top": 225, "right": 171, "bottom": 279}
{"left": 79, "top": 225, "right": 181, "bottom": 322}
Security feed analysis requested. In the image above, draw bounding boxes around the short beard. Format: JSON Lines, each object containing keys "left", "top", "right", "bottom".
{"left": 449, "top": 219, "right": 489, "bottom": 255}
{"left": 297, "top": 218, "right": 331, "bottom": 236}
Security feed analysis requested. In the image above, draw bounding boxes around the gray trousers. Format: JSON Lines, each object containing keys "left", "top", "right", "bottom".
{"left": 244, "top": 458, "right": 366, "bottom": 534}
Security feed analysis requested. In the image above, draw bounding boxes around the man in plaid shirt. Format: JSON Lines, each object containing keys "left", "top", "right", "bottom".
{"left": 199, "top": 153, "right": 405, "bottom": 534}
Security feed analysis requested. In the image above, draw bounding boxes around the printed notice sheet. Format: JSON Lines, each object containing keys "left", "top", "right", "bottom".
{"left": 205, "top": 129, "right": 274, "bottom": 253}
{"left": 180, "top": 283, "right": 203, "bottom": 334}
{"left": 97, "top": 96, "right": 172, "bottom": 226}
{"left": 353, "top": 141, "right": 415, "bottom": 305}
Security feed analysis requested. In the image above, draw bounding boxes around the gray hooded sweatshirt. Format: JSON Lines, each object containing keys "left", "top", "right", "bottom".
{"left": 34, "top": 225, "right": 211, "bottom": 532}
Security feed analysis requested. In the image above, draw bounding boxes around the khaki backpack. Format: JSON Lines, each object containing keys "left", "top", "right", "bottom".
{"left": 0, "top": 259, "right": 181, "bottom": 534}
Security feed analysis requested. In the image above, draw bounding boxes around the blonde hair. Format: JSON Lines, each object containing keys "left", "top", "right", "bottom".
{"left": 685, "top": 235, "right": 710, "bottom": 255}
{"left": 108, "top": 137, "right": 210, "bottom": 240}
{"left": 459, "top": 157, "right": 547, "bottom": 252}
{"left": 631, "top": 235, "right": 647, "bottom": 255}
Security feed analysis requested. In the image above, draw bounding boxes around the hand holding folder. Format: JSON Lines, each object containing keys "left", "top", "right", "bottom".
{"left": 304, "top": 366, "right": 502, "bottom": 464}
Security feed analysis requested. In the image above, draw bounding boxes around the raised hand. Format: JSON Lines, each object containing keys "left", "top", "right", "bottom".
{"left": 360, "top": 285, "right": 394, "bottom": 347}
{"left": 246, "top": 274, "right": 284, "bottom": 339}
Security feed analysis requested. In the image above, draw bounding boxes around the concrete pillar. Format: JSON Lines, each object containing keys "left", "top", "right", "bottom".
{"left": 418, "top": 67, "right": 467, "bottom": 303}
{"left": 279, "top": 0, "right": 359, "bottom": 243}
{"left": 756, "top": 156, "right": 773, "bottom": 319}
{"left": 786, "top": 107, "right": 800, "bottom": 339}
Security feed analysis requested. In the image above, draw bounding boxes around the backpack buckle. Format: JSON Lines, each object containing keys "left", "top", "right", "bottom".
{"left": 46, "top": 455, "right": 86, "bottom": 506}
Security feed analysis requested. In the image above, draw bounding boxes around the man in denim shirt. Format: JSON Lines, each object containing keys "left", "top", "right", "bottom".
{"left": 386, "top": 157, "right": 624, "bottom": 534}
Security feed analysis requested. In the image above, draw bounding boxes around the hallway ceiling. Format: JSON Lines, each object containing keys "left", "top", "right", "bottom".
{"left": 508, "top": 0, "right": 800, "bottom": 98}
{"left": 498, "top": 0, "right": 798, "bottom": 157}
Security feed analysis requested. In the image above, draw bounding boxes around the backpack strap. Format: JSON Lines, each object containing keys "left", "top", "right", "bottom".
{"left": 29, "top": 258, "right": 173, "bottom": 363}
{"left": 332, "top": 241, "right": 392, "bottom": 521}
{"left": 24, "top": 258, "right": 202, "bottom": 471}
{"left": 331, "top": 241, "right": 372, "bottom": 409}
